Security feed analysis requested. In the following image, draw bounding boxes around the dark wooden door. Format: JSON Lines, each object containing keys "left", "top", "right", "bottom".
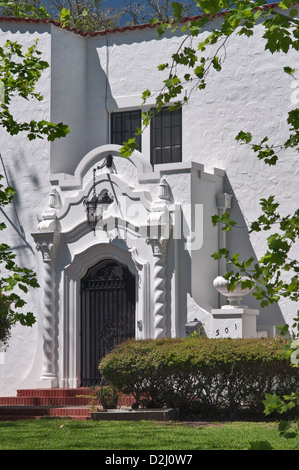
{"left": 80, "top": 260, "right": 135, "bottom": 386}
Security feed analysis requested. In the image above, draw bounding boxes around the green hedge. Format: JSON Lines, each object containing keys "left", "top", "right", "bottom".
{"left": 99, "top": 337, "right": 299, "bottom": 418}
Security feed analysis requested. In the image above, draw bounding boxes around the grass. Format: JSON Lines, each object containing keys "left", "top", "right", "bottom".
{"left": 0, "top": 418, "right": 298, "bottom": 450}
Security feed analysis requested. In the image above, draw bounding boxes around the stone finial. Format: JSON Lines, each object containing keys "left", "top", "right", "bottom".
{"left": 38, "top": 188, "right": 60, "bottom": 232}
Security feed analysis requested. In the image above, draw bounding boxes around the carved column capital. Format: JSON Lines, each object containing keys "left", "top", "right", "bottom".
{"left": 34, "top": 232, "right": 60, "bottom": 262}
{"left": 146, "top": 236, "right": 168, "bottom": 255}
{"left": 36, "top": 241, "right": 56, "bottom": 261}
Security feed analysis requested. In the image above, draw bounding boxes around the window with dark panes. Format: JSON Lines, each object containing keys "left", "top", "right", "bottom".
{"left": 151, "top": 107, "right": 182, "bottom": 165}
{"left": 111, "top": 110, "right": 141, "bottom": 151}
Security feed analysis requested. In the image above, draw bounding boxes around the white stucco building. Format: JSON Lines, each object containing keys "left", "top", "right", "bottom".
{"left": 0, "top": 7, "right": 298, "bottom": 396}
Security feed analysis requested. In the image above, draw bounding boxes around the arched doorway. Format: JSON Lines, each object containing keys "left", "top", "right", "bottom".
{"left": 80, "top": 259, "right": 135, "bottom": 386}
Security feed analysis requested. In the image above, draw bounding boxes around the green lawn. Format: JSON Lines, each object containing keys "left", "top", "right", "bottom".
{"left": 0, "top": 418, "right": 298, "bottom": 450}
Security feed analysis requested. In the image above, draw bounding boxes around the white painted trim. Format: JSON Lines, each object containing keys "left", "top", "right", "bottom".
{"left": 57, "top": 172, "right": 153, "bottom": 221}
{"left": 50, "top": 144, "right": 153, "bottom": 189}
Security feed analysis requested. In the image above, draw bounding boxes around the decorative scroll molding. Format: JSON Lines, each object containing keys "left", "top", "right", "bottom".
{"left": 147, "top": 203, "right": 170, "bottom": 226}
{"left": 100, "top": 319, "right": 116, "bottom": 356}
{"left": 93, "top": 263, "right": 124, "bottom": 281}
{"left": 50, "top": 144, "right": 153, "bottom": 190}
{"left": 38, "top": 188, "right": 60, "bottom": 232}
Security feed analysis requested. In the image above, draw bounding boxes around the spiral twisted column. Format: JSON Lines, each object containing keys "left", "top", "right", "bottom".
{"left": 146, "top": 237, "right": 168, "bottom": 339}
{"left": 35, "top": 233, "right": 60, "bottom": 387}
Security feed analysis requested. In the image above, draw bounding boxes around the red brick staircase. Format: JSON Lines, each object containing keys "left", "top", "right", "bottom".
{"left": 0, "top": 388, "right": 100, "bottom": 421}
{"left": 0, "top": 388, "right": 136, "bottom": 421}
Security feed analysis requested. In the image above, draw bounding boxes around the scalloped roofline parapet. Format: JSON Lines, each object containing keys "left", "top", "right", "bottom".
{"left": 50, "top": 144, "right": 153, "bottom": 190}
{"left": 0, "top": 4, "right": 280, "bottom": 37}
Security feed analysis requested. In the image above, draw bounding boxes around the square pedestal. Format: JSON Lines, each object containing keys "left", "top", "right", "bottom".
{"left": 36, "top": 378, "right": 58, "bottom": 388}
{"left": 211, "top": 307, "right": 259, "bottom": 339}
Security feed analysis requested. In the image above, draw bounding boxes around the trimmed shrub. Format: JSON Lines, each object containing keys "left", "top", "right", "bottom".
{"left": 99, "top": 336, "right": 299, "bottom": 418}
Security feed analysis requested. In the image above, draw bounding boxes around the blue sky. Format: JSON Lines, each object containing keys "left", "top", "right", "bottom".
{"left": 105, "top": 0, "right": 126, "bottom": 7}
{"left": 104, "top": 0, "right": 277, "bottom": 26}
{"left": 105, "top": 0, "right": 276, "bottom": 8}
{"left": 103, "top": 0, "right": 162, "bottom": 26}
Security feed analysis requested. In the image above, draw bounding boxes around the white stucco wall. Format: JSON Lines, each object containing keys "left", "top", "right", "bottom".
{"left": 50, "top": 26, "right": 88, "bottom": 174}
{"left": 0, "top": 21, "right": 52, "bottom": 395}
{"left": 0, "top": 11, "right": 298, "bottom": 395}
{"left": 181, "top": 21, "right": 298, "bottom": 330}
{"left": 89, "top": 18, "right": 298, "bottom": 331}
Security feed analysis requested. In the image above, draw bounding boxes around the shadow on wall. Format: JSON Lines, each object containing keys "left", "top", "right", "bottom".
{"left": 0, "top": 153, "right": 39, "bottom": 262}
{"left": 224, "top": 175, "right": 286, "bottom": 332}
{"left": 166, "top": 234, "right": 193, "bottom": 338}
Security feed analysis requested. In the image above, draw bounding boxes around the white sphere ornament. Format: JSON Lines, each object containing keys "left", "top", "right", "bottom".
{"left": 213, "top": 276, "right": 254, "bottom": 308}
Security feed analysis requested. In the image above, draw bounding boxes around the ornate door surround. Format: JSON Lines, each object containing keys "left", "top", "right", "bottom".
{"left": 61, "top": 241, "right": 149, "bottom": 388}
{"left": 31, "top": 145, "right": 176, "bottom": 389}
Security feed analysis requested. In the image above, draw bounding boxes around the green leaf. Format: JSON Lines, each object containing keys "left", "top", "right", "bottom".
{"left": 263, "top": 393, "right": 285, "bottom": 415}
{"left": 119, "top": 137, "right": 138, "bottom": 158}
{"left": 284, "top": 66, "right": 296, "bottom": 75}
{"left": 211, "top": 251, "right": 222, "bottom": 260}
{"left": 289, "top": 8, "right": 298, "bottom": 17}
{"left": 171, "top": 1, "right": 183, "bottom": 20}
{"left": 278, "top": 420, "right": 297, "bottom": 439}
{"left": 193, "top": 65, "right": 205, "bottom": 78}
{"left": 212, "top": 57, "right": 221, "bottom": 71}
{"left": 157, "top": 63, "right": 168, "bottom": 71}
{"left": 18, "top": 283, "right": 28, "bottom": 293}
{"left": 236, "top": 131, "right": 252, "bottom": 143}
{"left": 60, "top": 8, "right": 71, "bottom": 27}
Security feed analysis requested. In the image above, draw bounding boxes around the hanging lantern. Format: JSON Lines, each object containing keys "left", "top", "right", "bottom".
{"left": 83, "top": 159, "right": 114, "bottom": 234}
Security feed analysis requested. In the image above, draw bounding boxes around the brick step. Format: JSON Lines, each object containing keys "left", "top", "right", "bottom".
{"left": 0, "top": 388, "right": 136, "bottom": 421}
{"left": 0, "top": 416, "right": 90, "bottom": 421}
{"left": 16, "top": 388, "right": 135, "bottom": 406}
{"left": 0, "top": 396, "right": 91, "bottom": 406}
{"left": 16, "top": 388, "right": 91, "bottom": 398}
{"left": 0, "top": 405, "right": 92, "bottom": 421}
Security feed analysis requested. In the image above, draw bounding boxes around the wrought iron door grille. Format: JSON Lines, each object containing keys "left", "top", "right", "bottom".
{"left": 81, "top": 260, "right": 135, "bottom": 387}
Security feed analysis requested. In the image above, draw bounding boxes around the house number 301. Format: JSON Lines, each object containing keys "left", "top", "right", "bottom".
{"left": 216, "top": 324, "right": 238, "bottom": 336}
